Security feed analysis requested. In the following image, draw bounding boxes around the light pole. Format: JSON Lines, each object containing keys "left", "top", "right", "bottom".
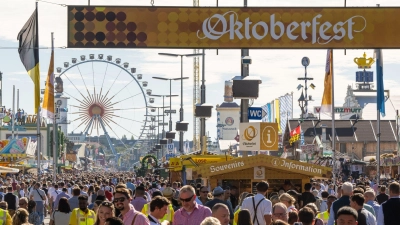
{"left": 158, "top": 53, "right": 203, "bottom": 153}
{"left": 153, "top": 77, "right": 188, "bottom": 132}
{"left": 149, "top": 92, "right": 179, "bottom": 133}
{"left": 147, "top": 105, "right": 170, "bottom": 157}
{"left": 298, "top": 90, "right": 306, "bottom": 119}
{"left": 298, "top": 57, "right": 313, "bottom": 118}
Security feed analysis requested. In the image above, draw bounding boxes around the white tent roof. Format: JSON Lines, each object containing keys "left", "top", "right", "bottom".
{"left": 0, "top": 166, "right": 19, "bottom": 174}
{"left": 218, "top": 140, "right": 238, "bottom": 151}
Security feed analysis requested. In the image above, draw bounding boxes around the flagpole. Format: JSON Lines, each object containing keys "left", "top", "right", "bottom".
{"left": 51, "top": 32, "right": 57, "bottom": 182}
{"left": 377, "top": 103, "right": 380, "bottom": 184}
{"left": 331, "top": 49, "right": 336, "bottom": 184}
{"left": 376, "top": 48, "right": 381, "bottom": 185}
{"left": 12, "top": 86, "right": 15, "bottom": 139}
{"left": 376, "top": 4, "right": 381, "bottom": 186}
{"left": 36, "top": 1, "right": 41, "bottom": 179}
{"left": 16, "top": 89, "right": 19, "bottom": 139}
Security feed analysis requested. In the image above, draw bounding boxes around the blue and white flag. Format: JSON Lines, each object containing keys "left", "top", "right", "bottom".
{"left": 184, "top": 141, "right": 190, "bottom": 154}
{"left": 279, "top": 94, "right": 293, "bottom": 133}
{"left": 375, "top": 49, "right": 385, "bottom": 117}
{"left": 267, "top": 102, "right": 273, "bottom": 122}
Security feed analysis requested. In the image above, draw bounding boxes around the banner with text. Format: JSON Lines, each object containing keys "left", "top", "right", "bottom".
{"left": 68, "top": 6, "right": 400, "bottom": 49}
{"left": 314, "top": 107, "right": 362, "bottom": 114}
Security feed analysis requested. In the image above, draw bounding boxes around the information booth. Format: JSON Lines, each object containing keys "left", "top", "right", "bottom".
{"left": 193, "top": 155, "right": 331, "bottom": 193}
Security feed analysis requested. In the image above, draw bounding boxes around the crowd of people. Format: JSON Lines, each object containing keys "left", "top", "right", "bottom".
{"left": 0, "top": 172, "right": 397, "bottom": 225}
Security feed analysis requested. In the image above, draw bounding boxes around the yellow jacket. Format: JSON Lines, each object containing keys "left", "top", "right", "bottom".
{"left": 0, "top": 210, "right": 11, "bottom": 225}
{"left": 233, "top": 207, "right": 240, "bottom": 225}
{"left": 69, "top": 208, "right": 96, "bottom": 225}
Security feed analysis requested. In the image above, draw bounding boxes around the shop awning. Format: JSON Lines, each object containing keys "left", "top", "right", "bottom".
{"left": 194, "top": 154, "right": 332, "bottom": 178}
{"left": 0, "top": 166, "right": 19, "bottom": 174}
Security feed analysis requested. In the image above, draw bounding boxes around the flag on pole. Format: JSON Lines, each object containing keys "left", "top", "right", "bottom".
{"left": 375, "top": 49, "right": 385, "bottom": 117}
{"left": 289, "top": 126, "right": 301, "bottom": 145}
{"left": 321, "top": 49, "right": 333, "bottom": 114}
{"left": 267, "top": 103, "right": 272, "bottom": 122}
{"left": 184, "top": 141, "right": 190, "bottom": 153}
{"left": 275, "top": 99, "right": 280, "bottom": 132}
{"left": 17, "top": 9, "right": 40, "bottom": 114}
{"left": 279, "top": 94, "right": 293, "bottom": 133}
{"left": 41, "top": 50, "right": 54, "bottom": 119}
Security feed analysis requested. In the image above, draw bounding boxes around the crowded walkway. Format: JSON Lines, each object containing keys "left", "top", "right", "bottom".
{"left": 0, "top": 171, "right": 398, "bottom": 225}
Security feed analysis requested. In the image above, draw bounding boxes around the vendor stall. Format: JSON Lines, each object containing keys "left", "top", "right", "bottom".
{"left": 193, "top": 154, "right": 331, "bottom": 193}
{"left": 168, "top": 154, "right": 235, "bottom": 183}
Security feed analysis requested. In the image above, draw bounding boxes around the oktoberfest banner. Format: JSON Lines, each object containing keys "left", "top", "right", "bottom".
{"left": 68, "top": 6, "right": 400, "bottom": 49}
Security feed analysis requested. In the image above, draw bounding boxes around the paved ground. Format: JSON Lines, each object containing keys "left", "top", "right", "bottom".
{"left": 44, "top": 214, "right": 50, "bottom": 224}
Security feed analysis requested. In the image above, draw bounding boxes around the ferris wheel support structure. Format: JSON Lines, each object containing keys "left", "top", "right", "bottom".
{"left": 97, "top": 115, "right": 119, "bottom": 162}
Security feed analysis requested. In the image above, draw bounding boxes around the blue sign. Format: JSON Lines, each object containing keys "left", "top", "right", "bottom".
{"left": 166, "top": 153, "right": 175, "bottom": 161}
{"left": 356, "top": 71, "right": 373, "bottom": 83}
{"left": 248, "top": 107, "right": 267, "bottom": 120}
{"left": 167, "top": 143, "right": 174, "bottom": 152}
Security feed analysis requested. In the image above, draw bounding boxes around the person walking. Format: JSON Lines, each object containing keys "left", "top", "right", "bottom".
{"left": 205, "top": 187, "right": 234, "bottom": 222}
{"left": 4, "top": 186, "right": 18, "bottom": 217}
{"left": 113, "top": 188, "right": 149, "bottom": 225}
{"left": 11, "top": 208, "right": 30, "bottom": 225}
{"left": 350, "top": 194, "right": 376, "bottom": 225}
{"left": 94, "top": 202, "right": 115, "bottom": 225}
{"left": 327, "top": 182, "right": 353, "bottom": 225}
{"left": 376, "top": 186, "right": 389, "bottom": 205}
{"left": 68, "top": 195, "right": 96, "bottom": 225}
{"left": 54, "top": 188, "right": 71, "bottom": 211}
{"left": 212, "top": 204, "right": 230, "bottom": 225}
{"left": 68, "top": 188, "right": 81, "bottom": 210}
{"left": 49, "top": 197, "right": 71, "bottom": 225}
{"left": 377, "top": 182, "right": 400, "bottom": 225}
{"left": 237, "top": 209, "right": 253, "bottom": 225}
{"left": 27, "top": 200, "right": 41, "bottom": 225}
{"left": 173, "top": 185, "right": 212, "bottom": 225}
{"left": 29, "top": 183, "right": 46, "bottom": 225}
{"left": 148, "top": 196, "right": 170, "bottom": 225}
{"left": 241, "top": 181, "right": 272, "bottom": 225}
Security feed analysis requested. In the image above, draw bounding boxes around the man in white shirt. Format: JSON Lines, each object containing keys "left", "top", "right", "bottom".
{"left": 29, "top": 183, "right": 46, "bottom": 225}
{"left": 49, "top": 184, "right": 60, "bottom": 212}
{"left": 19, "top": 183, "right": 26, "bottom": 197}
{"left": 148, "top": 196, "right": 170, "bottom": 225}
{"left": 241, "top": 181, "right": 272, "bottom": 225}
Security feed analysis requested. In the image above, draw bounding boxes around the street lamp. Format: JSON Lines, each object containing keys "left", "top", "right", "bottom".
{"left": 298, "top": 90, "right": 306, "bottom": 119}
{"left": 158, "top": 53, "right": 203, "bottom": 153}
{"left": 152, "top": 77, "right": 187, "bottom": 132}
{"left": 147, "top": 105, "right": 170, "bottom": 158}
{"left": 150, "top": 93, "right": 178, "bottom": 135}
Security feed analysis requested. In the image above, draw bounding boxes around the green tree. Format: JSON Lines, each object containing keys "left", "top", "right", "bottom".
{"left": 130, "top": 135, "right": 134, "bottom": 141}
{"left": 121, "top": 134, "right": 127, "bottom": 142}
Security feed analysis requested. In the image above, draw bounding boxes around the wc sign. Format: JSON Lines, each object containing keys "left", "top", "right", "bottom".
{"left": 248, "top": 107, "right": 267, "bottom": 120}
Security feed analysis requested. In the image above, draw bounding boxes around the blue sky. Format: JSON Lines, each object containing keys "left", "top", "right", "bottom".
{"left": 1, "top": 0, "right": 400, "bottom": 145}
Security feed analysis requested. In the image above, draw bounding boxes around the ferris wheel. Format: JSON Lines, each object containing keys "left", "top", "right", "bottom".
{"left": 55, "top": 54, "right": 151, "bottom": 158}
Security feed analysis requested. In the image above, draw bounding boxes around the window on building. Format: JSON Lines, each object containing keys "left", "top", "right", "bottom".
{"left": 340, "top": 143, "right": 346, "bottom": 153}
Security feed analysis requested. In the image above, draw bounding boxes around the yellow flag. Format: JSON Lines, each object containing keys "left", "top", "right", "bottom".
{"left": 321, "top": 49, "right": 333, "bottom": 113}
{"left": 41, "top": 50, "right": 54, "bottom": 119}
